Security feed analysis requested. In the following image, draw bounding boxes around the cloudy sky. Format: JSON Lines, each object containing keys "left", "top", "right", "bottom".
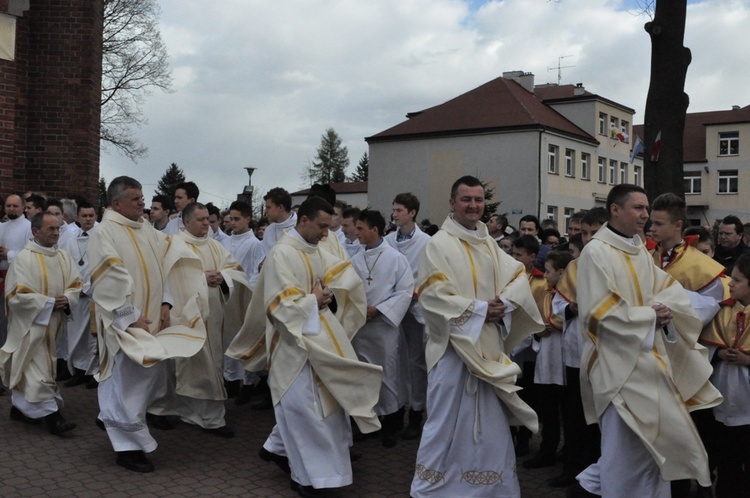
{"left": 99, "top": 0, "right": 749, "bottom": 208}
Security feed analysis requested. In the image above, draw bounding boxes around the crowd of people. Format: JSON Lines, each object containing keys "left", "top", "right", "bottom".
{"left": 0, "top": 176, "right": 748, "bottom": 497}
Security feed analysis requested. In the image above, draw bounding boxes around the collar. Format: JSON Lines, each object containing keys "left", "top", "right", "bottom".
{"left": 397, "top": 226, "right": 416, "bottom": 242}
{"left": 365, "top": 239, "right": 385, "bottom": 251}
{"left": 103, "top": 208, "right": 145, "bottom": 228}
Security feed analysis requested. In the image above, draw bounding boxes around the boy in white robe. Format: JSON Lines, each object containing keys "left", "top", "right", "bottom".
{"left": 0, "top": 194, "right": 33, "bottom": 350}
{"left": 411, "top": 176, "right": 544, "bottom": 498}
{"left": 261, "top": 187, "right": 297, "bottom": 255}
{"left": 384, "top": 193, "right": 431, "bottom": 440}
{"left": 351, "top": 209, "right": 414, "bottom": 447}
{"left": 1, "top": 213, "right": 82, "bottom": 435}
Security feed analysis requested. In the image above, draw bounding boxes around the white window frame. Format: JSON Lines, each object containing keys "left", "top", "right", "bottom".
{"left": 597, "top": 157, "right": 606, "bottom": 183}
{"left": 610, "top": 116, "right": 619, "bottom": 136}
{"left": 581, "top": 153, "right": 591, "bottom": 180}
{"left": 565, "top": 149, "right": 575, "bottom": 177}
{"left": 620, "top": 120, "right": 630, "bottom": 143}
{"left": 546, "top": 205, "right": 558, "bottom": 224}
{"left": 718, "top": 170, "right": 738, "bottom": 194}
{"left": 619, "top": 162, "right": 628, "bottom": 184}
{"left": 608, "top": 159, "right": 617, "bottom": 185}
{"left": 598, "top": 112, "right": 607, "bottom": 136}
{"left": 719, "top": 132, "right": 739, "bottom": 156}
{"left": 563, "top": 207, "right": 574, "bottom": 234}
{"left": 634, "top": 165, "right": 642, "bottom": 187}
{"left": 684, "top": 171, "right": 702, "bottom": 195}
{"left": 548, "top": 144, "right": 559, "bottom": 174}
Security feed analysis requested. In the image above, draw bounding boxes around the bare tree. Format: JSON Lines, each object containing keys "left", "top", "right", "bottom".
{"left": 101, "top": 0, "right": 173, "bottom": 161}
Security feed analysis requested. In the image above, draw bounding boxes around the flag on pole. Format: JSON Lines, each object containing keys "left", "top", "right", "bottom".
{"left": 651, "top": 131, "right": 663, "bottom": 162}
{"left": 611, "top": 127, "right": 629, "bottom": 143}
{"left": 630, "top": 135, "right": 645, "bottom": 164}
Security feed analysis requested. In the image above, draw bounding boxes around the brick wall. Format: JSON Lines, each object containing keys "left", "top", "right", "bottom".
{"left": 1, "top": 0, "right": 102, "bottom": 205}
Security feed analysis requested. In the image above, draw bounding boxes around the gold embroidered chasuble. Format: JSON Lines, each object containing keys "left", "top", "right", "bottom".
{"left": 700, "top": 299, "right": 750, "bottom": 353}
{"left": 417, "top": 216, "right": 545, "bottom": 430}
{"left": 168, "top": 230, "right": 251, "bottom": 400}
{"left": 651, "top": 239, "right": 726, "bottom": 292}
{"left": 555, "top": 258, "right": 578, "bottom": 304}
{"left": 227, "top": 232, "right": 382, "bottom": 433}
{"left": 88, "top": 210, "right": 207, "bottom": 381}
{"left": 0, "top": 241, "right": 82, "bottom": 401}
{"left": 578, "top": 225, "right": 722, "bottom": 484}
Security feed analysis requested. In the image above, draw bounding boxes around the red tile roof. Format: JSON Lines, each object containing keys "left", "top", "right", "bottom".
{"left": 291, "top": 181, "right": 368, "bottom": 196}
{"left": 366, "top": 76, "right": 597, "bottom": 144}
{"left": 633, "top": 105, "right": 750, "bottom": 163}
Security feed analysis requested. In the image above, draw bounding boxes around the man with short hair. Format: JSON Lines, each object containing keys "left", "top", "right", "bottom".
{"left": 351, "top": 209, "right": 414, "bottom": 447}
{"left": 385, "top": 192, "right": 432, "bottom": 440}
{"left": 520, "top": 214, "right": 550, "bottom": 271}
{"left": 580, "top": 207, "right": 608, "bottom": 245}
{"left": 164, "top": 182, "right": 199, "bottom": 235}
{"left": 88, "top": 176, "right": 207, "bottom": 473}
{"left": 486, "top": 214, "right": 505, "bottom": 241}
{"left": 0, "top": 212, "right": 82, "bottom": 435}
{"left": 332, "top": 200, "right": 348, "bottom": 245}
{"left": 23, "top": 194, "right": 45, "bottom": 220}
{"left": 227, "top": 196, "right": 383, "bottom": 496}
{"left": 0, "top": 194, "right": 33, "bottom": 351}
{"left": 60, "top": 200, "right": 100, "bottom": 388}
{"left": 262, "top": 187, "right": 296, "bottom": 253}
{"left": 340, "top": 207, "right": 362, "bottom": 258}
{"left": 575, "top": 184, "right": 722, "bottom": 497}
{"left": 57, "top": 198, "right": 79, "bottom": 246}
{"left": 411, "top": 176, "right": 544, "bottom": 497}
{"left": 150, "top": 195, "right": 173, "bottom": 232}
{"left": 714, "top": 215, "right": 748, "bottom": 273}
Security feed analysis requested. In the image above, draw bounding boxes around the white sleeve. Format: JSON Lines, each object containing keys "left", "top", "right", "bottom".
{"left": 32, "top": 298, "right": 55, "bottom": 326}
{"left": 685, "top": 289, "right": 721, "bottom": 327}
{"left": 450, "top": 300, "right": 487, "bottom": 345}
{"left": 301, "top": 299, "right": 320, "bottom": 336}
{"left": 113, "top": 300, "right": 142, "bottom": 331}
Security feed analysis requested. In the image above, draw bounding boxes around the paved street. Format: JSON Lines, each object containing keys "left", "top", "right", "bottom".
{"left": 0, "top": 384, "right": 565, "bottom": 497}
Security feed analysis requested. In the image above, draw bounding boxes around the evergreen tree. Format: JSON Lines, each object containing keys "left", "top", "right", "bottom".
{"left": 98, "top": 177, "right": 108, "bottom": 219}
{"left": 308, "top": 128, "right": 349, "bottom": 184}
{"left": 349, "top": 151, "right": 369, "bottom": 182}
{"left": 481, "top": 180, "right": 500, "bottom": 221}
{"left": 155, "top": 162, "right": 186, "bottom": 199}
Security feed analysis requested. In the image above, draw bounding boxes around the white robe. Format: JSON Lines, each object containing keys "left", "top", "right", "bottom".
{"left": 0, "top": 216, "right": 33, "bottom": 271}
{"left": 261, "top": 212, "right": 296, "bottom": 255}
{"left": 351, "top": 242, "right": 414, "bottom": 415}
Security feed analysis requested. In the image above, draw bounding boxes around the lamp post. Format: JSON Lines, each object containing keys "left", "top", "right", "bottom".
{"left": 238, "top": 167, "right": 257, "bottom": 214}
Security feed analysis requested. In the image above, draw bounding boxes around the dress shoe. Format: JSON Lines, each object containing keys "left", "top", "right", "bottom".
{"left": 116, "top": 450, "right": 154, "bottom": 473}
{"left": 95, "top": 418, "right": 106, "bottom": 431}
{"left": 259, "top": 447, "right": 290, "bottom": 474}
{"left": 10, "top": 405, "right": 42, "bottom": 425}
{"left": 523, "top": 452, "right": 556, "bottom": 469}
{"left": 45, "top": 412, "right": 76, "bottom": 436}
{"left": 548, "top": 473, "right": 577, "bottom": 488}
{"left": 146, "top": 413, "right": 175, "bottom": 430}
{"left": 224, "top": 379, "right": 241, "bottom": 399}
{"left": 64, "top": 369, "right": 92, "bottom": 387}
{"left": 55, "top": 359, "right": 72, "bottom": 381}
{"left": 290, "top": 479, "right": 327, "bottom": 497}
{"left": 203, "top": 425, "right": 235, "bottom": 438}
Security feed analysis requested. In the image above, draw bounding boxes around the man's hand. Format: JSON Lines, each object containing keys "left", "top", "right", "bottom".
{"left": 205, "top": 270, "right": 224, "bottom": 288}
{"left": 159, "top": 304, "right": 171, "bottom": 331}
{"left": 131, "top": 315, "right": 152, "bottom": 331}
{"left": 485, "top": 296, "right": 507, "bottom": 323}
{"left": 568, "top": 302, "right": 578, "bottom": 315}
{"left": 53, "top": 296, "right": 69, "bottom": 311}
{"left": 718, "top": 348, "right": 750, "bottom": 366}
{"left": 0, "top": 246, "right": 8, "bottom": 261}
{"left": 652, "top": 303, "right": 673, "bottom": 328}
{"left": 366, "top": 306, "right": 380, "bottom": 321}
{"left": 312, "top": 280, "right": 332, "bottom": 310}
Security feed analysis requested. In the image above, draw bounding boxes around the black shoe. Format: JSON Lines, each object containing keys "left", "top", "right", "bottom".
{"left": 64, "top": 369, "right": 91, "bottom": 387}
{"left": 55, "top": 359, "right": 73, "bottom": 381}
{"left": 203, "top": 426, "right": 235, "bottom": 438}
{"left": 224, "top": 379, "right": 241, "bottom": 399}
{"left": 116, "top": 450, "right": 154, "bottom": 473}
{"left": 95, "top": 418, "right": 106, "bottom": 431}
{"left": 146, "top": 413, "right": 174, "bottom": 430}
{"left": 85, "top": 377, "right": 99, "bottom": 389}
{"left": 402, "top": 409, "right": 423, "bottom": 440}
{"left": 290, "top": 479, "right": 327, "bottom": 497}
{"left": 382, "top": 431, "right": 398, "bottom": 448}
{"left": 259, "top": 447, "right": 290, "bottom": 474}
{"left": 235, "top": 384, "right": 255, "bottom": 405}
{"left": 10, "top": 406, "right": 42, "bottom": 425}
{"left": 523, "top": 453, "right": 556, "bottom": 469}
{"left": 45, "top": 412, "right": 76, "bottom": 436}
{"left": 548, "top": 473, "right": 577, "bottom": 488}
{"left": 349, "top": 449, "right": 362, "bottom": 462}
{"left": 565, "top": 482, "right": 599, "bottom": 497}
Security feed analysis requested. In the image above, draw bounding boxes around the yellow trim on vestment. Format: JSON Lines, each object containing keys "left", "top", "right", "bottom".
{"left": 37, "top": 253, "right": 49, "bottom": 296}
{"left": 267, "top": 287, "right": 304, "bottom": 316}
{"left": 623, "top": 253, "right": 644, "bottom": 306}
{"left": 5, "top": 284, "right": 36, "bottom": 302}
{"left": 416, "top": 273, "right": 448, "bottom": 296}
{"left": 589, "top": 293, "right": 621, "bottom": 337}
{"left": 460, "top": 240, "right": 478, "bottom": 297}
{"left": 125, "top": 227, "right": 152, "bottom": 318}
{"left": 301, "top": 253, "right": 314, "bottom": 287}
{"left": 323, "top": 261, "right": 351, "bottom": 286}
{"left": 90, "top": 257, "right": 124, "bottom": 284}
{"left": 320, "top": 313, "right": 344, "bottom": 358}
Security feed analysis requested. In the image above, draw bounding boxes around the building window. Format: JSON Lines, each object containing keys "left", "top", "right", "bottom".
{"left": 620, "top": 120, "right": 630, "bottom": 142}
{"left": 597, "top": 157, "right": 606, "bottom": 183}
{"left": 565, "top": 149, "right": 575, "bottom": 177}
{"left": 620, "top": 162, "right": 628, "bottom": 184}
{"left": 599, "top": 113, "right": 607, "bottom": 135}
{"left": 581, "top": 153, "right": 591, "bottom": 180}
{"left": 609, "top": 159, "right": 617, "bottom": 185}
{"left": 546, "top": 205, "right": 558, "bottom": 224}
{"left": 718, "top": 170, "right": 738, "bottom": 194}
{"left": 610, "top": 116, "right": 619, "bottom": 136}
{"left": 634, "top": 165, "right": 642, "bottom": 187}
{"left": 719, "top": 131, "right": 739, "bottom": 156}
{"left": 548, "top": 145, "right": 559, "bottom": 174}
{"left": 564, "top": 207, "right": 574, "bottom": 234}
{"left": 684, "top": 171, "right": 702, "bottom": 194}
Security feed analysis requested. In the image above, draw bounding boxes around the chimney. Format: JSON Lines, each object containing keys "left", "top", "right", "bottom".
{"left": 732, "top": 105, "right": 741, "bottom": 110}
{"left": 574, "top": 83, "right": 585, "bottom": 96}
{"left": 503, "top": 70, "right": 535, "bottom": 92}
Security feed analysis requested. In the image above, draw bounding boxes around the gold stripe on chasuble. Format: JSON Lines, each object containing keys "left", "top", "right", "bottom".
{"left": 158, "top": 330, "right": 204, "bottom": 341}
{"left": 459, "top": 240, "right": 478, "bottom": 297}
{"left": 125, "top": 227, "right": 152, "bottom": 318}
{"left": 320, "top": 314, "right": 344, "bottom": 358}
{"left": 323, "top": 261, "right": 351, "bottom": 285}
{"left": 90, "top": 257, "right": 124, "bottom": 284}
{"left": 269, "top": 330, "right": 280, "bottom": 359}
{"left": 300, "top": 253, "right": 315, "bottom": 288}
{"left": 267, "top": 288, "right": 304, "bottom": 316}
{"left": 588, "top": 293, "right": 622, "bottom": 338}
{"left": 240, "top": 337, "right": 266, "bottom": 360}
{"left": 416, "top": 273, "right": 448, "bottom": 296}
{"left": 37, "top": 253, "right": 49, "bottom": 296}
{"left": 187, "top": 243, "right": 199, "bottom": 256}
{"left": 6, "top": 284, "right": 36, "bottom": 302}
{"left": 622, "top": 253, "right": 644, "bottom": 306}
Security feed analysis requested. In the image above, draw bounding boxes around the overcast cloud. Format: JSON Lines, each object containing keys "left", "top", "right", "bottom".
{"left": 99, "top": 0, "right": 750, "bottom": 207}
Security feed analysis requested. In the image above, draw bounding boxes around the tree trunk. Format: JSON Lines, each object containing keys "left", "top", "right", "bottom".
{"left": 643, "top": 0, "right": 690, "bottom": 199}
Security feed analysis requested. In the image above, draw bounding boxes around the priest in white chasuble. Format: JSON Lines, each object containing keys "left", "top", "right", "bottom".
{"left": 88, "top": 176, "right": 207, "bottom": 473}
{"left": 411, "top": 176, "right": 544, "bottom": 498}
{"left": 1, "top": 212, "right": 82, "bottom": 435}
{"left": 227, "top": 196, "right": 382, "bottom": 495}
{"left": 149, "top": 202, "right": 251, "bottom": 438}
{"left": 351, "top": 209, "right": 414, "bottom": 447}
{"left": 576, "top": 184, "right": 723, "bottom": 498}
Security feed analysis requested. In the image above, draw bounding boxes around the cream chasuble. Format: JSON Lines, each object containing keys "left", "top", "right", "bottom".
{"left": 227, "top": 231, "right": 382, "bottom": 433}
{"left": 169, "top": 230, "right": 251, "bottom": 400}
{"left": 1, "top": 241, "right": 82, "bottom": 401}
{"left": 88, "top": 210, "right": 206, "bottom": 381}
{"left": 317, "top": 229, "right": 349, "bottom": 261}
{"left": 417, "top": 215, "right": 544, "bottom": 430}
{"left": 578, "top": 224, "right": 722, "bottom": 484}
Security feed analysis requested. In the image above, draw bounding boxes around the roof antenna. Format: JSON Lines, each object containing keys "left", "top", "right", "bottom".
{"left": 547, "top": 55, "right": 575, "bottom": 85}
